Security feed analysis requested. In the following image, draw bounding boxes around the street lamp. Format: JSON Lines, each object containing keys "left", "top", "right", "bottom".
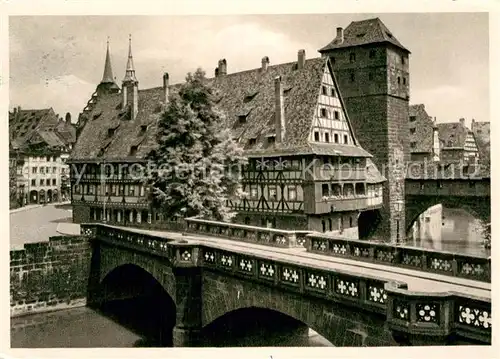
{"left": 393, "top": 200, "right": 404, "bottom": 244}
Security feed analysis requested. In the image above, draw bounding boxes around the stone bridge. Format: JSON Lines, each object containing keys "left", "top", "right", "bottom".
{"left": 404, "top": 162, "right": 490, "bottom": 232}
{"left": 81, "top": 218, "right": 491, "bottom": 347}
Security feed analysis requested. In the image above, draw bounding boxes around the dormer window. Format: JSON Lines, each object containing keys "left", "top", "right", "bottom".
{"left": 130, "top": 146, "right": 138, "bottom": 156}
{"left": 140, "top": 125, "right": 148, "bottom": 134}
{"left": 238, "top": 115, "right": 247, "bottom": 124}
{"left": 267, "top": 136, "right": 275, "bottom": 145}
{"left": 248, "top": 138, "right": 257, "bottom": 146}
{"left": 107, "top": 128, "right": 115, "bottom": 137}
{"left": 244, "top": 91, "right": 258, "bottom": 103}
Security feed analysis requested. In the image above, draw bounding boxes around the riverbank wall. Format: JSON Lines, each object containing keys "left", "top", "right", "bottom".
{"left": 10, "top": 236, "right": 92, "bottom": 317}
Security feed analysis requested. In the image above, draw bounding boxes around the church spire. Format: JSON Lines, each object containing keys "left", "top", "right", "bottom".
{"left": 101, "top": 37, "right": 115, "bottom": 84}
{"left": 123, "top": 34, "right": 137, "bottom": 83}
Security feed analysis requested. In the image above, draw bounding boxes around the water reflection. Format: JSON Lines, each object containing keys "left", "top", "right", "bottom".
{"left": 11, "top": 306, "right": 333, "bottom": 348}
{"left": 408, "top": 205, "right": 490, "bottom": 257}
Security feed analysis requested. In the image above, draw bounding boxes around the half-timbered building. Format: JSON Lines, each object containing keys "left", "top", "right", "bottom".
{"left": 69, "top": 39, "right": 385, "bottom": 238}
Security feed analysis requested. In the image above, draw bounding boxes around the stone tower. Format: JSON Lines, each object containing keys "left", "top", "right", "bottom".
{"left": 122, "top": 35, "right": 139, "bottom": 120}
{"left": 96, "top": 38, "right": 120, "bottom": 96}
{"left": 319, "top": 18, "right": 410, "bottom": 243}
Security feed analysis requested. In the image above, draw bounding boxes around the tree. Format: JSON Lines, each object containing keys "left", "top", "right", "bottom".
{"left": 146, "top": 69, "right": 247, "bottom": 221}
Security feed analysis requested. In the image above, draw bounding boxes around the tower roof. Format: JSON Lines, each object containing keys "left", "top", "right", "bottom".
{"left": 101, "top": 38, "right": 115, "bottom": 84}
{"left": 319, "top": 17, "right": 410, "bottom": 53}
{"left": 123, "top": 34, "right": 138, "bottom": 83}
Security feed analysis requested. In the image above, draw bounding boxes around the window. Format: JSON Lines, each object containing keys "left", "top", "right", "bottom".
{"left": 334, "top": 111, "right": 340, "bottom": 120}
{"left": 369, "top": 49, "right": 376, "bottom": 58}
{"left": 447, "top": 141, "right": 452, "bottom": 147}
{"left": 32, "top": 167, "right": 37, "bottom": 174}
{"left": 52, "top": 167, "right": 57, "bottom": 173}
{"left": 130, "top": 146, "right": 138, "bottom": 156}
{"left": 334, "top": 133, "right": 339, "bottom": 143}
{"left": 349, "top": 53, "right": 356, "bottom": 62}
{"left": 437, "top": 181, "right": 443, "bottom": 189}
{"left": 52, "top": 179, "right": 56, "bottom": 186}
{"left": 469, "top": 181, "right": 476, "bottom": 188}
{"left": 328, "top": 219, "right": 332, "bottom": 231}
{"left": 140, "top": 185, "right": 145, "bottom": 197}
{"left": 46, "top": 156, "right": 50, "bottom": 162}
{"left": 397, "top": 77, "right": 401, "bottom": 84}
{"left": 320, "top": 108, "right": 327, "bottom": 118}
{"left": 248, "top": 138, "right": 257, "bottom": 145}
{"left": 324, "top": 133, "right": 330, "bottom": 143}
{"left": 31, "top": 179, "right": 36, "bottom": 186}
{"left": 322, "top": 86, "right": 328, "bottom": 95}
{"left": 369, "top": 73, "right": 374, "bottom": 81}
{"left": 128, "top": 185, "right": 136, "bottom": 196}
{"left": 314, "top": 131, "right": 320, "bottom": 142}
{"left": 409, "top": 116, "right": 416, "bottom": 122}
{"left": 140, "top": 125, "right": 148, "bottom": 134}
{"left": 118, "top": 185, "right": 125, "bottom": 196}
{"left": 268, "top": 136, "right": 275, "bottom": 145}
{"left": 40, "top": 167, "right": 45, "bottom": 174}
{"left": 410, "top": 128, "right": 416, "bottom": 134}
{"left": 322, "top": 220, "right": 326, "bottom": 233}
{"left": 344, "top": 135, "right": 348, "bottom": 144}
{"left": 244, "top": 217, "right": 251, "bottom": 225}
{"left": 110, "top": 184, "right": 116, "bottom": 196}
{"left": 288, "top": 186, "right": 297, "bottom": 201}
{"left": 403, "top": 77, "right": 406, "bottom": 85}
{"left": 350, "top": 73, "right": 355, "bottom": 82}
{"left": 268, "top": 186, "right": 277, "bottom": 201}
{"left": 250, "top": 186, "right": 258, "bottom": 199}
{"left": 40, "top": 179, "right": 45, "bottom": 186}
{"left": 331, "top": 88, "right": 336, "bottom": 97}
{"left": 238, "top": 115, "right": 247, "bottom": 123}
{"left": 349, "top": 216, "right": 353, "bottom": 227}
{"left": 108, "top": 128, "right": 115, "bottom": 137}
{"left": 410, "top": 141, "right": 416, "bottom": 148}
{"left": 401, "top": 56, "right": 405, "bottom": 65}
{"left": 322, "top": 183, "right": 329, "bottom": 197}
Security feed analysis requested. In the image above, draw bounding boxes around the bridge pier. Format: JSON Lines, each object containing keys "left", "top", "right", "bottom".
{"left": 173, "top": 326, "right": 201, "bottom": 347}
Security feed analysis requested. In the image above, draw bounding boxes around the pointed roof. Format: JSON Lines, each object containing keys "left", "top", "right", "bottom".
{"left": 123, "top": 34, "right": 137, "bottom": 83}
{"left": 319, "top": 17, "right": 409, "bottom": 53}
{"left": 101, "top": 39, "right": 115, "bottom": 84}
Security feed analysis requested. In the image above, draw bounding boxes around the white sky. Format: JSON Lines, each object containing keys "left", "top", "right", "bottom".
{"left": 9, "top": 13, "right": 489, "bottom": 126}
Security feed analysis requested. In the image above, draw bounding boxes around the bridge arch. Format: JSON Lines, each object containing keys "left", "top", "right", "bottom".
{"left": 98, "top": 263, "right": 177, "bottom": 347}
{"left": 405, "top": 195, "right": 491, "bottom": 235}
{"left": 202, "top": 272, "right": 394, "bottom": 347}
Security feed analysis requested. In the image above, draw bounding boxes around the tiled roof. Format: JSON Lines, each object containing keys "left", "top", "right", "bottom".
{"left": 319, "top": 18, "right": 409, "bottom": 53}
{"left": 406, "top": 161, "right": 490, "bottom": 180}
{"left": 437, "top": 122, "right": 468, "bottom": 148}
{"left": 471, "top": 121, "right": 490, "bottom": 161}
{"left": 409, "top": 104, "right": 434, "bottom": 154}
{"left": 9, "top": 108, "right": 76, "bottom": 151}
{"left": 71, "top": 56, "right": 373, "bottom": 162}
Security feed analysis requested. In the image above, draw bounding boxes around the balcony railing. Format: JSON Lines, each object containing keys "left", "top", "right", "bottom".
{"left": 306, "top": 234, "right": 491, "bottom": 283}
{"left": 184, "top": 217, "right": 311, "bottom": 248}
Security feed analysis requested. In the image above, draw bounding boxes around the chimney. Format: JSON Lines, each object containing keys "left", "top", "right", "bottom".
{"left": 297, "top": 49, "right": 305, "bottom": 70}
{"left": 13, "top": 107, "right": 17, "bottom": 115}
{"left": 17, "top": 106, "right": 21, "bottom": 113}
{"left": 163, "top": 72, "right": 169, "bottom": 105}
{"left": 215, "top": 67, "right": 219, "bottom": 77}
{"left": 218, "top": 59, "right": 227, "bottom": 76}
{"left": 65, "top": 112, "right": 71, "bottom": 124}
{"left": 459, "top": 118, "right": 465, "bottom": 127}
{"left": 261, "top": 56, "right": 269, "bottom": 72}
{"left": 274, "top": 76, "right": 286, "bottom": 143}
{"left": 336, "top": 27, "right": 344, "bottom": 44}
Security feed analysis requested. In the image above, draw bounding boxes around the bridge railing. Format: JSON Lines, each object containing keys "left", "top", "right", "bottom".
{"left": 184, "top": 217, "right": 312, "bottom": 248}
{"left": 306, "top": 234, "right": 491, "bottom": 283}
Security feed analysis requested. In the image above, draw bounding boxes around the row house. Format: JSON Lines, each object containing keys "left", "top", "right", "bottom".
{"left": 9, "top": 108, "right": 76, "bottom": 206}
{"left": 69, "top": 38, "right": 385, "bottom": 239}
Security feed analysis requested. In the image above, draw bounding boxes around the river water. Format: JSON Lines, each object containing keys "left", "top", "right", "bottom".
{"left": 11, "top": 306, "right": 333, "bottom": 348}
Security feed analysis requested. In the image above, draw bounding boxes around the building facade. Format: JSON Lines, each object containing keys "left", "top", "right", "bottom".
{"left": 9, "top": 107, "right": 76, "bottom": 206}
{"left": 319, "top": 18, "right": 410, "bottom": 242}
{"left": 437, "top": 118, "right": 480, "bottom": 163}
{"left": 408, "top": 104, "right": 440, "bottom": 162}
{"left": 471, "top": 119, "right": 490, "bottom": 164}
{"left": 69, "top": 39, "right": 385, "bottom": 239}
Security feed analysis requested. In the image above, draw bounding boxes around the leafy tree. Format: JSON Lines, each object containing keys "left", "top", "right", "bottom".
{"left": 146, "top": 69, "right": 247, "bottom": 221}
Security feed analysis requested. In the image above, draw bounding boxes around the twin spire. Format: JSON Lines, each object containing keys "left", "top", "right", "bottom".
{"left": 99, "top": 34, "right": 137, "bottom": 87}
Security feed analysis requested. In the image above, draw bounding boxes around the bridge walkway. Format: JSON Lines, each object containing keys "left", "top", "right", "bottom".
{"left": 105, "top": 225, "right": 491, "bottom": 300}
